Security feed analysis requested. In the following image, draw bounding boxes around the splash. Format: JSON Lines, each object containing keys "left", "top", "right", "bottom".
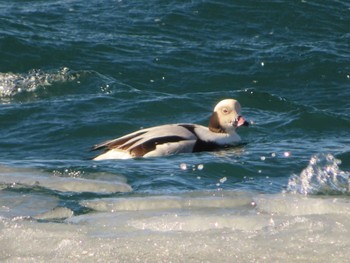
{"left": 287, "top": 153, "right": 350, "bottom": 195}
{"left": 0, "top": 67, "right": 78, "bottom": 97}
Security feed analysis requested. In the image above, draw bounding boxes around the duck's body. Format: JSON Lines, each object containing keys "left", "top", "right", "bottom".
{"left": 92, "top": 99, "right": 249, "bottom": 160}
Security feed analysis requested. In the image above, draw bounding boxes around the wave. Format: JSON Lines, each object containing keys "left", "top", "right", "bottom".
{"left": 0, "top": 67, "right": 80, "bottom": 98}
{"left": 239, "top": 88, "right": 350, "bottom": 133}
{"left": 287, "top": 153, "right": 350, "bottom": 195}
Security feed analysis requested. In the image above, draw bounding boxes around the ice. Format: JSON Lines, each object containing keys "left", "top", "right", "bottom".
{"left": 128, "top": 213, "right": 270, "bottom": 232}
{"left": 81, "top": 191, "right": 253, "bottom": 212}
{"left": 0, "top": 166, "right": 132, "bottom": 194}
{"left": 1, "top": 163, "right": 350, "bottom": 261}
{"left": 42, "top": 177, "right": 132, "bottom": 194}
{"left": 1, "top": 192, "right": 350, "bottom": 262}
{"left": 0, "top": 191, "right": 59, "bottom": 219}
{"left": 255, "top": 194, "right": 350, "bottom": 216}
{"left": 34, "top": 207, "right": 74, "bottom": 221}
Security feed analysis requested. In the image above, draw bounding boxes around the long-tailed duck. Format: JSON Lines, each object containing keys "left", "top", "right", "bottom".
{"left": 91, "top": 99, "right": 249, "bottom": 160}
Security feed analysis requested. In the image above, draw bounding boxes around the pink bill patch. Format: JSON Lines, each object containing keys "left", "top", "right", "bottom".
{"left": 237, "top": 116, "right": 246, "bottom": 127}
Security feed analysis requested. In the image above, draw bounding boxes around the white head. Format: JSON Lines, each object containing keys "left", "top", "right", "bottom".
{"left": 208, "top": 99, "right": 249, "bottom": 134}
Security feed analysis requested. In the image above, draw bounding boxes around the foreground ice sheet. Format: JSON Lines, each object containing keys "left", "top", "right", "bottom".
{"left": 0, "top": 166, "right": 132, "bottom": 195}
{"left": 1, "top": 155, "right": 350, "bottom": 262}
{"left": 1, "top": 192, "right": 350, "bottom": 262}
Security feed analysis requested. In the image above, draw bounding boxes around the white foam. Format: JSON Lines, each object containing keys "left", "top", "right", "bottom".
{"left": 0, "top": 67, "right": 78, "bottom": 97}
{"left": 288, "top": 153, "right": 350, "bottom": 195}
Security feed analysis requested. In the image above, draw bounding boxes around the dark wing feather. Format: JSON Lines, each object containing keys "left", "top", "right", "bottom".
{"left": 92, "top": 124, "right": 199, "bottom": 157}
{"left": 91, "top": 130, "right": 147, "bottom": 151}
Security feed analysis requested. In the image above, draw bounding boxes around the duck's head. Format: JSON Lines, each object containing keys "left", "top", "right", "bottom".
{"left": 208, "top": 99, "right": 249, "bottom": 133}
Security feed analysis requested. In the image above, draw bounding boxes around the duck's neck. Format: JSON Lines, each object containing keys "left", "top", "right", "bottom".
{"left": 208, "top": 112, "right": 226, "bottom": 133}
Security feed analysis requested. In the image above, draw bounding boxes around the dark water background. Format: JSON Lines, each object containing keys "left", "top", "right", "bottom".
{"left": 1, "top": 1, "right": 350, "bottom": 193}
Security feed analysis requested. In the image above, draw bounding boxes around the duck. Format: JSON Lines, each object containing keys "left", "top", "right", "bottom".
{"left": 91, "top": 99, "right": 249, "bottom": 160}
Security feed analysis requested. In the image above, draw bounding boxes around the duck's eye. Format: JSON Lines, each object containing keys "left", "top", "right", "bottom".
{"left": 222, "top": 108, "right": 229, "bottom": 114}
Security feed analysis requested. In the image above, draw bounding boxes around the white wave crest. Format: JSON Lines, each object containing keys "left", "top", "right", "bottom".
{"left": 0, "top": 67, "right": 78, "bottom": 97}
{"left": 287, "top": 153, "right": 350, "bottom": 195}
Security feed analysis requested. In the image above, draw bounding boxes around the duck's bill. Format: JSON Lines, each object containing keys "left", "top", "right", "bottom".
{"left": 237, "top": 116, "right": 249, "bottom": 127}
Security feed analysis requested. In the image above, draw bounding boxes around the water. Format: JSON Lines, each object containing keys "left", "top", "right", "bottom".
{"left": 1, "top": 0, "right": 350, "bottom": 261}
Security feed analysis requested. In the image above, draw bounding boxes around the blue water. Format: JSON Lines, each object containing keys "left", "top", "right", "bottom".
{"left": 0, "top": 1, "right": 350, "bottom": 260}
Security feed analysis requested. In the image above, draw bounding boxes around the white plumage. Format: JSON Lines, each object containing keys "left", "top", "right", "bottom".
{"left": 91, "top": 99, "right": 249, "bottom": 160}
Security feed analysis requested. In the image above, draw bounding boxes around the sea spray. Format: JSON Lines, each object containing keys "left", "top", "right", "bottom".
{"left": 287, "top": 153, "right": 350, "bottom": 195}
{"left": 0, "top": 67, "right": 78, "bottom": 97}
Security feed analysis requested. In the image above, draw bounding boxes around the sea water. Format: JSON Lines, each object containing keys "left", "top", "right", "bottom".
{"left": 1, "top": 0, "right": 350, "bottom": 262}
